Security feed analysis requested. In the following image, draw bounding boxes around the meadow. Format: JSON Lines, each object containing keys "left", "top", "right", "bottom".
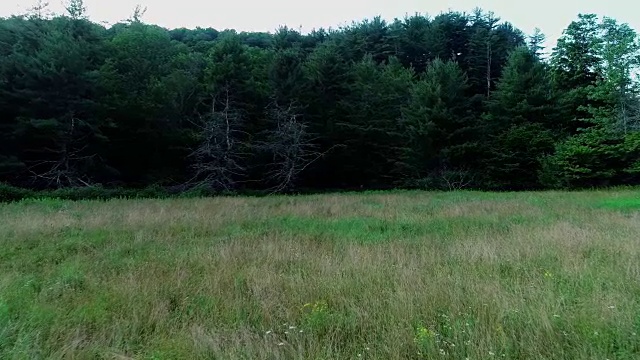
{"left": 1, "top": 189, "right": 640, "bottom": 359}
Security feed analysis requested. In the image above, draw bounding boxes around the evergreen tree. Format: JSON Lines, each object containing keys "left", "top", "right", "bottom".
{"left": 98, "top": 21, "right": 186, "bottom": 185}
{"left": 483, "top": 47, "right": 561, "bottom": 189}
{"left": 336, "top": 16, "right": 393, "bottom": 64}
{"left": 337, "top": 56, "right": 414, "bottom": 188}
{"left": 298, "top": 41, "right": 349, "bottom": 188}
{"left": 0, "top": 11, "right": 108, "bottom": 188}
{"left": 2, "top": 6, "right": 640, "bottom": 194}
{"left": 401, "top": 58, "right": 479, "bottom": 188}
{"left": 599, "top": 17, "right": 640, "bottom": 133}
{"left": 541, "top": 17, "right": 640, "bottom": 188}
{"left": 551, "top": 14, "right": 604, "bottom": 133}
{"left": 0, "top": 16, "right": 29, "bottom": 182}
{"left": 388, "top": 14, "right": 432, "bottom": 74}
{"left": 268, "top": 47, "right": 306, "bottom": 105}
{"left": 528, "top": 28, "right": 546, "bottom": 58}
{"left": 465, "top": 9, "right": 500, "bottom": 97}
{"left": 426, "top": 12, "right": 470, "bottom": 62}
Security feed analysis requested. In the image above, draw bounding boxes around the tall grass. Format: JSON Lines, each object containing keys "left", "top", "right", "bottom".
{"left": 1, "top": 190, "right": 640, "bottom": 359}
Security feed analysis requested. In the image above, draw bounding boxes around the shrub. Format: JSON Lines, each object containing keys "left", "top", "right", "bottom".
{"left": 0, "top": 183, "right": 35, "bottom": 202}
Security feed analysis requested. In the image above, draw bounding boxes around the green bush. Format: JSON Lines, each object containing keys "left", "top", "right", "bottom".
{"left": 539, "top": 127, "right": 625, "bottom": 189}
{"left": 0, "top": 184, "right": 174, "bottom": 203}
{"left": 0, "top": 183, "right": 35, "bottom": 202}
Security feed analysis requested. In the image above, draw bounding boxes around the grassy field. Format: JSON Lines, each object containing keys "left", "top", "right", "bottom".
{"left": 1, "top": 190, "right": 640, "bottom": 359}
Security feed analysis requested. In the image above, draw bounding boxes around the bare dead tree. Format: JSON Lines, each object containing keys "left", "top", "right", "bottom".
{"left": 438, "top": 166, "right": 476, "bottom": 191}
{"left": 28, "top": 115, "right": 95, "bottom": 188}
{"left": 258, "top": 102, "right": 334, "bottom": 194}
{"left": 187, "top": 88, "right": 246, "bottom": 192}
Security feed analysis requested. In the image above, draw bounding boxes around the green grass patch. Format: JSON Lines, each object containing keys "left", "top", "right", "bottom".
{"left": 596, "top": 196, "right": 640, "bottom": 211}
{"left": 1, "top": 190, "right": 640, "bottom": 359}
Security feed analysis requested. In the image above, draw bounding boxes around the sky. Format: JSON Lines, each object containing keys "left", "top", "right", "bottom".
{"left": 1, "top": 0, "right": 639, "bottom": 49}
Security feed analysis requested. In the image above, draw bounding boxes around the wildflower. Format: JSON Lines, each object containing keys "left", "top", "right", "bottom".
{"left": 299, "top": 330, "right": 303, "bottom": 333}
{"left": 608, "top": 305, "right": 616, "bottom": 309}
{"left": 544, "top": 270, "right": 553, "bottom": 278}
{"left": 415, "top": 326, "right": 436, "bottom": 340}
{"left": 278, "top": 342, "right": 285, "bottom": 346}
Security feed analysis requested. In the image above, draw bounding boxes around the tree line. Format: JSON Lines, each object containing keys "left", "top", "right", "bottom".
{"left": 1, "top": 1, "right": 640, "bottom": 195}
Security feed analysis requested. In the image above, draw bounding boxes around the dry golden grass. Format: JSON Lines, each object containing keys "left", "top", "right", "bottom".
{"left": 1, "top": 190, "right": 640, "bottom": 359}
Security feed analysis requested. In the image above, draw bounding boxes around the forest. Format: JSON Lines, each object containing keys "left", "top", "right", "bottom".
{"left": 2, "top": 1, "right": 640, "bottom": 194}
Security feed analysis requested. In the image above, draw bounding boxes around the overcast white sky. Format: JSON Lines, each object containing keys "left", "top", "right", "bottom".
{"left": 1, "top": 0, "right": 638, "bottom": 48}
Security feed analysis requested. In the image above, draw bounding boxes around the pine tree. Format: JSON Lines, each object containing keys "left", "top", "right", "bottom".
{"left": 599, "top": 17, "right": 640, "bottom": 133}
{"left": 541, "top": 17, "right": 640, "bottom": 188}
{"left": 337, "top": 55, "right": 414, "bottom": 188}
{"left": 551, "top": 14, "right": 604, "bottom": 133}
{"left": 0, "top": 12, "right": 108, "bottom": 188}
{"left": 336, "top": 16, "right": 393, "bottom": 64}
{"left": 0, "top": 17, "right": 28, "bottom": 182}
{"left": 298, "top": 41, "right": 350, "bottom": 188}
{"left": 483, "top": 47, "right": 561, "bottom": 189}
{"left": 401, "top": 58, "right": 479, "bottom": 188}
{"left": 268, "top": 47, "right": 306, "bottom": 105}
{"left": 98, "top": 21, "right": 188, "bottom": 185}
{"left": 528, "top": 28, "right": 546, "bottom": 59}
{"left": 466, "top": 9, "right": 500, "bottom": 97}
{"left": 388, "top": 14, "right": 432, "bottom": 74}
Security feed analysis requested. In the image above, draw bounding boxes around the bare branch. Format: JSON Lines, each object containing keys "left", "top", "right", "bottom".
{"left": 27, "top": 114, "right": 97, "bottom": 188}
{"left": 438, "top": 165, "right": 476, "bottom": 191}
{"left": 187, "top": 88, "right": 246, "bottom": 192}
{"left": 257, "top": 101, "right": 336, "bottom": 194}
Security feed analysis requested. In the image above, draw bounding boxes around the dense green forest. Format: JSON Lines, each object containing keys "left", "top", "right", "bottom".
{"left": 2, "top": 1, "right": 640, "bottom": 194}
